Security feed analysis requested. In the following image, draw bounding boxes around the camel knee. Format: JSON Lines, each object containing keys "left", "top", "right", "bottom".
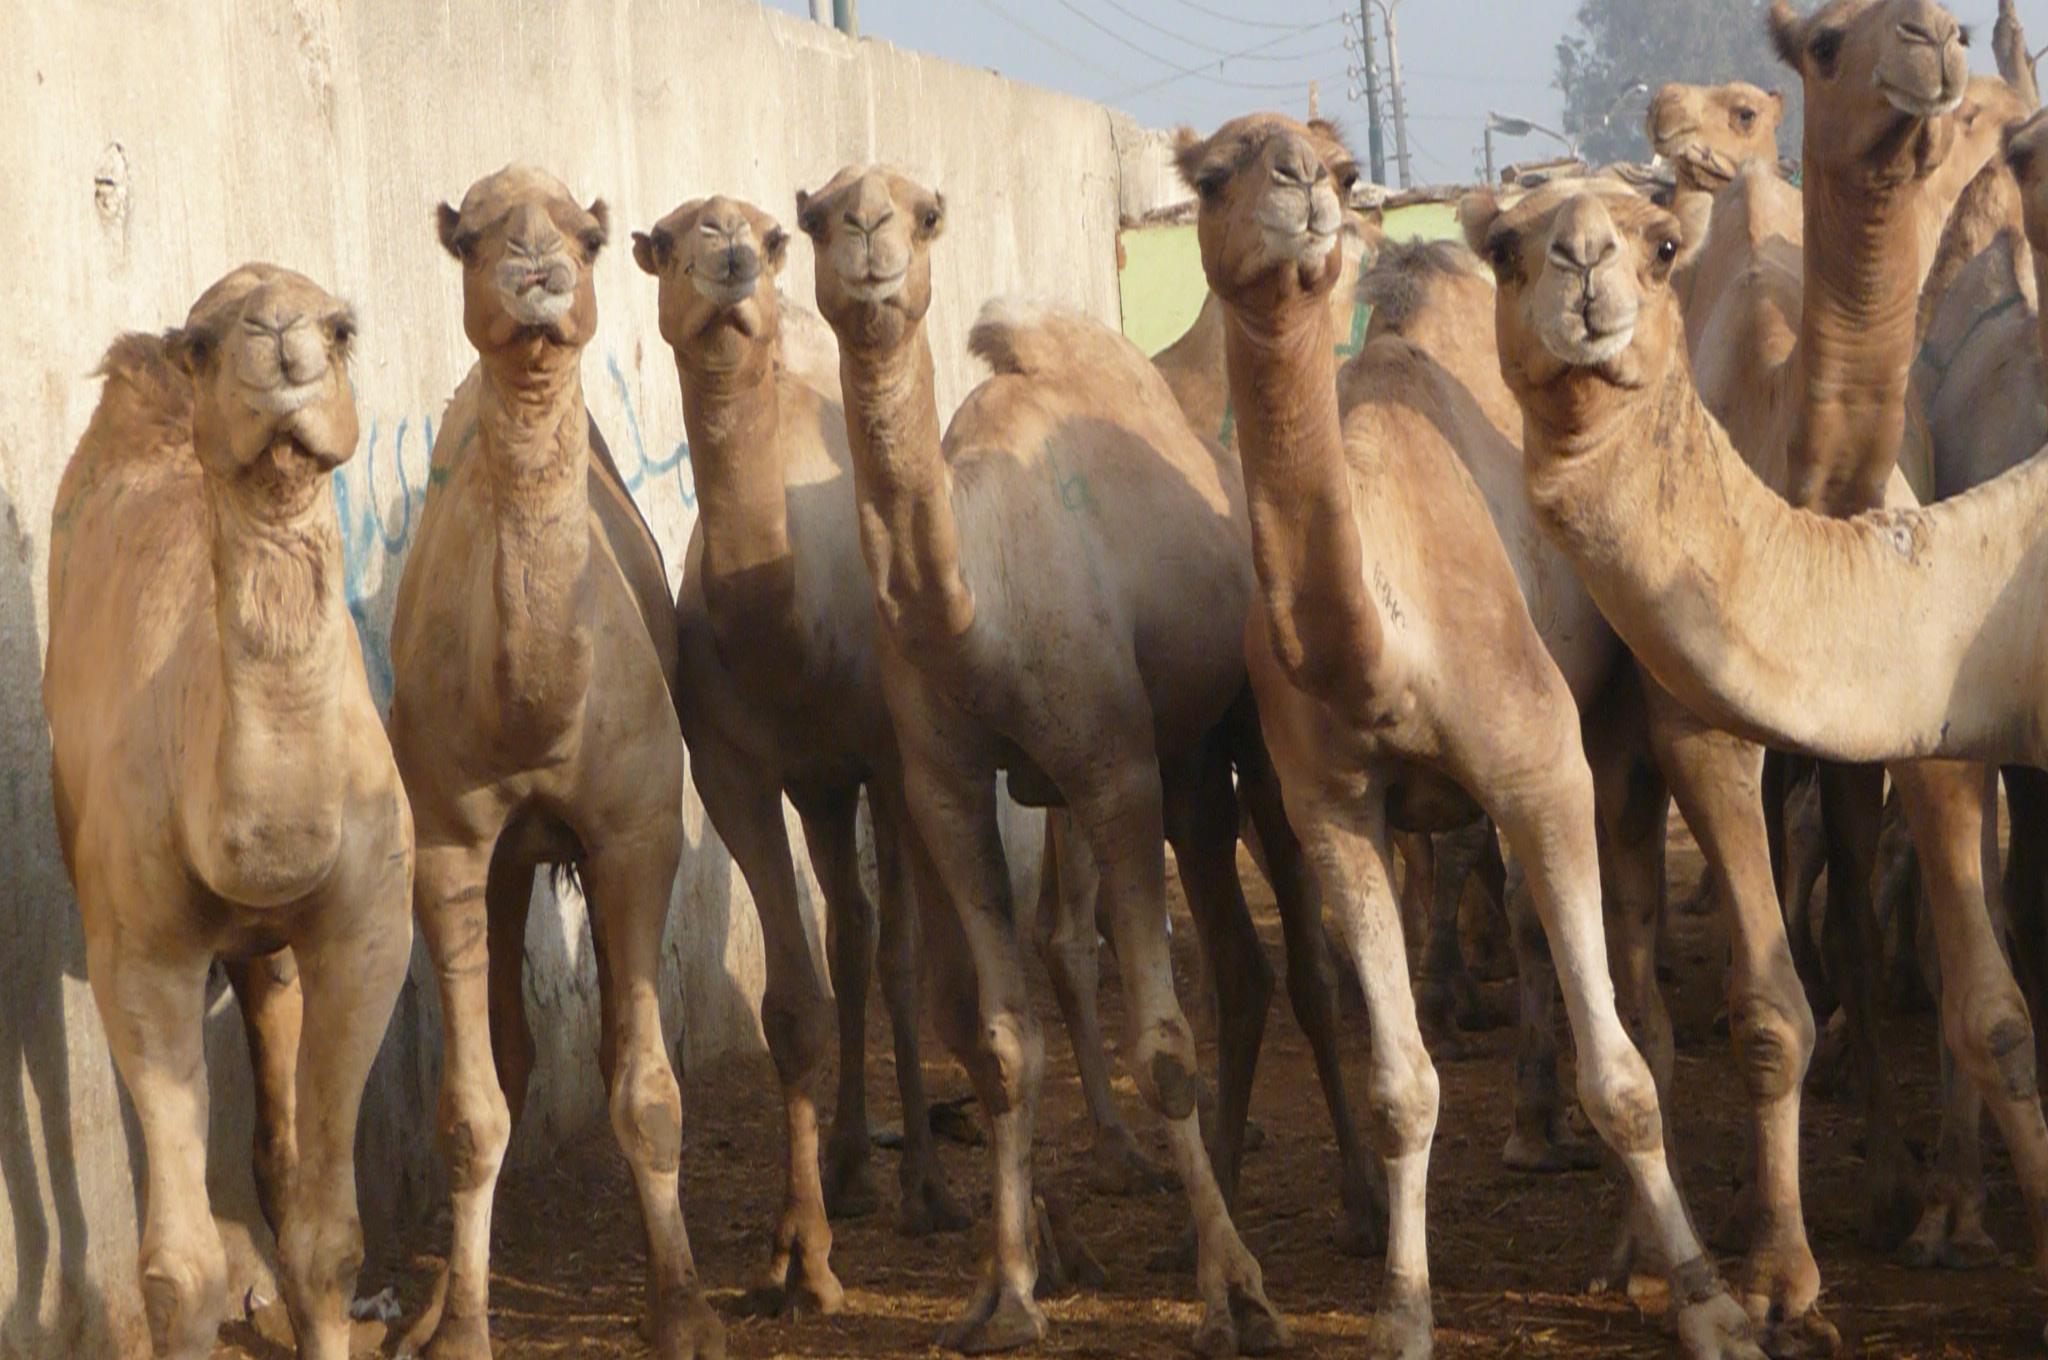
{"left": 1369, "top": 1042, "right": 1440, "bottom": 1157}
{"left": 979, "top": 1011, "right": 1045, "bottom": 1116}
{"left": 139, "top": 1232, "right": 228, "bottom": 1358}
{"left": 761, "top": 986, "right": 833, "bottom": 1090}
{"left": 439, "top": 1085, "right": 512, "bottom": 1195}
{"left": 610, "top": 1054, "right": 684, "bottom": 1173}
{"left": 1729, "top": 986, "right": 1816, "bottom": 1105}
{"left": 278, "top": 1210, "right": 365, "bottom": 1316}
{"left": 1576, "top": 1047, "right": 1665, "bottom": 1156}
{"left": 1131, "top": 1017, "right": 1201, "bottom": 1122}
{"left": 1949, "top": 988, "right": 2039, "bottom": 1104}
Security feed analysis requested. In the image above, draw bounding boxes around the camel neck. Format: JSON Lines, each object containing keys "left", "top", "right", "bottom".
{"left": 836, "top": 329, "right": 974, "bottom": 643}
{"left": 478, "top": 354, "right": 594, "bottom": 740}
{"left": 1219, "top": 285, "right": 1382, "bottom": 710}
{"left": 189, "top": 467, "right": 353, "bottom": 904}
{"left": 2032, "top": 245, "right": 2048, "bottom": 377}
{"left": 1785, "top": 162, "right": 1924, "bottom": 514}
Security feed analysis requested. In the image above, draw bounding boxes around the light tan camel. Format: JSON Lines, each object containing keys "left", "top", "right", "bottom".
{"left": 1647, "top": 81, "right": 1784, "bottom": 197}
{"left": 43, "top": 265, "right": 414, "bottom": 1360}
{"left": 1180, "top": 113, "right": 1759, "bottom": 1360}
{"left": 627, "top": 194, "right": 971, "bottom": 1314}
{"left": 797, "top": 163, "right": 1310, "bottom": 1356}
{"left": 387, "top": 166, "right": 720, "bottom": 1360}
{"left": 1470, "top": 173, "right": 2048, "bottom": 1343}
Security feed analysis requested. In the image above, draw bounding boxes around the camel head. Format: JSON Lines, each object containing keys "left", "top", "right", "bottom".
{"left": 435, "top": 164, "right": 608, "bottom": 355}
{"left": 2005, "top": 108, "right": 2048, "bottom": 258}
{"left": 632, "top": 196, "right": 789, "bottom": 367}
{"left": 795, "top": 165, "right": 944, "bottom": 352}
{"left": 1464, "top": 178, "right": 1707, "bottom": 403}
{"left": 166, "top": 263, "right": 359, "bottom": 486}
{"left": 1646, "top": 81, "right": 1785, "bottom": 191}
{"left": 1174, "top": 113, "right": 1359, "bottom": 311}
{"left": 1769, "top": 0, "right": 1968, "bottom": 181}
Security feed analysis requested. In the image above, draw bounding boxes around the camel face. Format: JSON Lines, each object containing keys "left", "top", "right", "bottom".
{"left": 796, "top": 165, "right": 944, "bottom": 351}
{"left": 170, "top": 263, "right": 359, "bottom": 485}
{"left": 632, "top": 196, "right": 789, "bottom": 352}
{"left": 1177, "top": 114, "right": 1355, "bottom": 304}
{"left": 1769, "top": 0, "right": 1966, "bottom": 172}
{"left": 2005, "top": 109, "right": 2048, "bottom": 257}
{"left": 436, "top": 164, "right": 608, "bottom": 352}
{"left": 1467, "top": 180, "right": 1698, "bottom": 394}
{"left": 1647, "top": 81, "right": 1785, "bottom": 190}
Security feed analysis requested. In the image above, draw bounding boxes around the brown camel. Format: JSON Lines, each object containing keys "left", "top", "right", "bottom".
{"left": 797, "top": 162, "right": 1315, "bottom": 1356}
{"left": 1470, "top": 172, "right": 2048, "bottom": 1344}
{"left": 627, "top": 193, "right": 974, "bottom": 1314}
{"left": 43, "top": 265, "right": 414, "bottom": 1360}
{"left": 1180, "top": 113, "right": 1759, "bottom": 1360}
{"left": 1645, "top": 79, "right": 1786, "bottom": 314}
{"left": 387, "top": 166, "right": 720, "bottom": 1360}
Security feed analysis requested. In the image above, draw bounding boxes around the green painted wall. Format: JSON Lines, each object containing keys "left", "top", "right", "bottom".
{"left": 1118, "top": 201, "right": 1464, "bottom": 356}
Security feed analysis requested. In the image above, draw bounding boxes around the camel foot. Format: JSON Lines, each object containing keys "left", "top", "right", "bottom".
{"left": 1501, "top": 1126, "right": 1601, "bottom": 1174}
{"left": 1586, "top": 1221, "right": 1645, "bottom": 1297}
{"left": 1193, "top": 1282, "right": 1290, "bottom": 1358}
{"left": 654, "top": 1292, "right": 728, "bottom": 1360}
{"left": 1748, "top": 1304, "right": 1841, "bottom": 1358}
{"left": 1734, "top": 1246, "right": 1833, "bottom": 1358}
{"left": 737, "top": 1242, "right": 845, "bottom": 1319}
{"left": 936, "top": 1275, "right": 1047, "bottom": 1354}
{"left": 1677, "top": 1292, "right": 1768, "bottom": 1360}
{"left": 1365, "top": 1280, "right": 1432, "bottom": 1359}
{"left": 899, "top": 1165, "right": 973, "bottom": 1238}
{"left": 409, "top": 1314, "right": 493, "bottom": 1360}
{"left": 1086, "top": 1122, "right": 1174, "bottom": 1197}
{"left": 1033, "top": 1194, "right": 1107, "bottom": 1295}
{"left": 929, "top": 1095, "right": 985, "bottom": 1147}
{"left": 1900, "top": 1201, "right": 2000, "bottom": 1270}
{"left": 822, "top": 1135, "right": 882, "bottom": 1221}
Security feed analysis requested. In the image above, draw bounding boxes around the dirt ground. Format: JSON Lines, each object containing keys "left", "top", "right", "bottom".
{"left": 218, "top": 812, "right": 2042, "bottom": 1359}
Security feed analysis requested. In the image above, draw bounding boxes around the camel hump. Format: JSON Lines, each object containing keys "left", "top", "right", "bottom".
{"left": 968, "top": 297, "right": 1144, "bottom": 380}
{"left": 88, "top": 332, "right": 194, "bottom": 453}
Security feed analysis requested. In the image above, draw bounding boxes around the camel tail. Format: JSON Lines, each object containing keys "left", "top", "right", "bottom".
{"left": 968, "top": 297, "right": 1142, "bottom": 379}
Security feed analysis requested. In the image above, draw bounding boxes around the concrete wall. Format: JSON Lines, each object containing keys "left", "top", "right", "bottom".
{"left": 0, "top": 2, "right": 1137, "bottom": 1353}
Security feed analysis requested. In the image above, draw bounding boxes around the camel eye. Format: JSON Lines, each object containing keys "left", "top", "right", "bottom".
{"left": 1487, "top": 235, "right": 1517, "bottom": 271}
{"left": 1338, "top": 166, "right": 1361, "bottom": 194}
{"left": 330, "top": 316, "right": 356, "bottom": 348}
{"left": 1656, "top": 238, "right": 1680, "bottom": 264}
{"left": 922, "top": 207, "right": 941, "bottom": 230}
{"left": 1195, "top": 169, "right": 1229, "bottom": 199}
{"left": 1809, "top": 28, "right": 1844, "bottom": 71}
{"left": 579, "top": 228, "right": 606, "bottom": 258}
{"left": 1735, "top": 107, "right": 1756, "bottom": 128}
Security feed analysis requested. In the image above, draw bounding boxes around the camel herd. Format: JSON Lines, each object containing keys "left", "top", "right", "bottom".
{"left": 40, "top": 0, "right": 2048, "bottom": 1357}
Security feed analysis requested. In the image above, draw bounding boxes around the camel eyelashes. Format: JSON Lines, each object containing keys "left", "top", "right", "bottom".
{"left": 329, "top": 312, "right": 357, "bottom": 350}
{"left": 1808, "top": 27, "right": 1844, "bottom": 74}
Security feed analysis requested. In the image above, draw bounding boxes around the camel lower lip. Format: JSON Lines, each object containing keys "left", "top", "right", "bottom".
{"left": 1878, "top": 81, "right": 1961, "bottom": 117}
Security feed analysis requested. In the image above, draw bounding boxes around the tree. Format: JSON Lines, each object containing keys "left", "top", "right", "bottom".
{"left": 1555, "top": 0, "right": 1801, "bottom": 167}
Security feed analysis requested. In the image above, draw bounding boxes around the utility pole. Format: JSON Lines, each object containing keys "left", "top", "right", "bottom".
{"left": 833, "top": 0, "right": 857, "bottom": 37}
{"left": 1357, "top": 2, "right": 1387, "bottom": 185}
{"left": 809, "top": 0, "right": 828, "bottom": 20}
{"left": 1482, "top": 126, "right": 1496, "bottom": 184}
{"left": 1381, "top": 1, "right": 1413, "bottom": 189}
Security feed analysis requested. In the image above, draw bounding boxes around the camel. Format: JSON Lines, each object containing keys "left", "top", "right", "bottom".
{"left": 42, "top": 265, "right": 414, "bottom": 1360}
{"left": 795, "top": 161, "right": 1338, "bottom": 1356}
{"left": 1645, "top": 79, "right": 1785, "bottom": 315}
{"left": 1180, "top": 113, "right": 1758, "bottom": 1360}
{"left": 1469, "top": 171, "right": 2048, "bottom": 1341}
{"left": 386, "top": 166, "right": 720, "bottom": 1360}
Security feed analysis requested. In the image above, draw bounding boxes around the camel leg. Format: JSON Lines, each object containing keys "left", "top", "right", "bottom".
{"left": 579, "top": 828, "right": 722, "bottom": 1359}
{"left": 1393, "top": 830, "right": 1435, "bottom": 956}
{"left": 275, "top": 853, "right": 413, "bottom": 1360}
{"left": 798, "top": 789, "right": 884, "bottom": 1223}
{"left": 1645, "top": 686, "right": 1831, "bottom": 1355}
{"left": 2005, "top": 766, "right": 2048, "bottom": 1072}
{"left": 1816, "top": 762, "right": 1921, "bottom": 1248}
{"left": 1034, "top": 808, "right": 1168, "bottom": 1197}
{"left": 224, "top": 949, "right": 302, "bottom": 1243}
{"left": 397, "top": 840, "right": 511, "bottom": 1360}
{"left": 889, "top": 735, "right": 1048, "bottom": 1355}
{"left": 1485, "top": 730, "right": 1761, "bottom": 1360}
{"left": 1281, "top": 779, "right": 1436, "bottom": 1359}
{"left": 1896, "top": 762, "right": 2048, "bottom": 1301}
{"left": 85, "top": 913, "right": 222, "bottom": 1360}
{"left": 484, "top": 847, "right": 537, "bottom": 1138}
{"left": 868, "top": 777, "right": 973, "bottom": 1236}
{"left": 690, "top": 750, "right": 841, "bottom": 1318}
{"left": 1076, "top": 750, "right": 1284, "bottom": 1358}
{"left": 1417, "top": 821, "right": 1504, "bottom": 1061}
{"left": 1233, "top": 701, "right": 1384, "bottom": 1258}
{"left": 1498, "top": 863, "right": 1594, "bottom": 1175}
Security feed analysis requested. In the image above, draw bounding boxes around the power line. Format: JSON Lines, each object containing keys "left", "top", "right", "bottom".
{"left": 1159, "top": 0, "right": 1335, "bottom": 31}
{"left": 1090, "top": 0, "right": 1337, "bottom": 62}
{"left": 1104, "top": 14, "right": 1346, "bottom": 100}
{"left": 968, "top": 0, "right": 1122, "bottom": 79}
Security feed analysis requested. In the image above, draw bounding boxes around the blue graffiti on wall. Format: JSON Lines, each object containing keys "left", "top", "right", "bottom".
{"left": 331, "top": 349, "right": 695, "bottom": 708}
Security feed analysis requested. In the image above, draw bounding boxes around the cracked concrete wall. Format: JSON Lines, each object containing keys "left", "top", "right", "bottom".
{"left": 0, "top": 1, "right": 1129, "bottom": 1353}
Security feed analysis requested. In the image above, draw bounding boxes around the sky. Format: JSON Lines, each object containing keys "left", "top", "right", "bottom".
{"left": 759, "top": 0, "right": 2034, "bottom": 186}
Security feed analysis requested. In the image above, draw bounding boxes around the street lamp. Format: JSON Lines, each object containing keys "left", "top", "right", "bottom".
{"left": 1600, "top": 81, "right": 1651, "bottom": 129}
{"left": 1484, "top": 111, "right": 1576, "bottom": 182}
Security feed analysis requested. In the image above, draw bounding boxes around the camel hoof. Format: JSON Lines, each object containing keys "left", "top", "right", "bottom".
{"left": 937, "top": 1279, "right": 1047, "bottom": 1354}
{"left": 1753, "top": 1304, "right": 1841, "bottom": 1359}
{"left": 899, "top": 1169, "right": 973, "bottom": 1238}
{"left": 1087, "top": 1125, "right": 1174, "bottom": 1197}
{"left": 414, "top": 1315, "right": 494, "bottom": 1360}
{"left": 1501, "top": 1128, "right": 1600, "bottom": 1174}
{"left": 929, "top": 1095, "right": 985, "bottom": 1147}
{"left": 738, "top": 1256, "right": 846, "bottom": 1319}
{"left": 1033, "top": 1194, "right": 1107, "bottom": 1295}
{"left": 1365, "top": 1286, "right": 1432, "bottom": 1359}
{"left": 822, "top": 1141, "right": 882, "bottom": 1221}
{"left": 1222, "top": 1283, "right": 1291, "bottom": 1357}
{"left": 1900, "top": 1215, "right": 2000, "bottom": 1271}
{"left": 655, "top": 1294, "right": 728, "bottom": 1360}
{"left": 1677, "top": 1292, "right": 1769, "bottom": 1360}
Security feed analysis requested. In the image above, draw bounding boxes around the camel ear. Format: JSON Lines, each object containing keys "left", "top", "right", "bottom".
{"left": 1767, "top": 2, "right": 1805, "bottom": 69}
{"left": 763, "top": 226, "right": 790, "bottom": 271}
{"left": 795, "top": 188, "right": 826, "bottom": 242}
{"left": 630, "top": 229, "right": 669, "bottom": 277}
{"left": 1172, "top": 125, "right": 1208, "bottom": 193}
{"left": 1458, "top": 191, "right": 1503, "bottom": 258}
{"left": 436, "top": 202, "right": 465, "bottom": 260}
{"left": 582, "top": 199, "right": 611, "bottom": 259}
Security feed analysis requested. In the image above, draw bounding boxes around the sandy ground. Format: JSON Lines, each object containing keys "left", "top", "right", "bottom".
{"left": 216, "top": 811, "right": 2040, "bottom": 1359}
